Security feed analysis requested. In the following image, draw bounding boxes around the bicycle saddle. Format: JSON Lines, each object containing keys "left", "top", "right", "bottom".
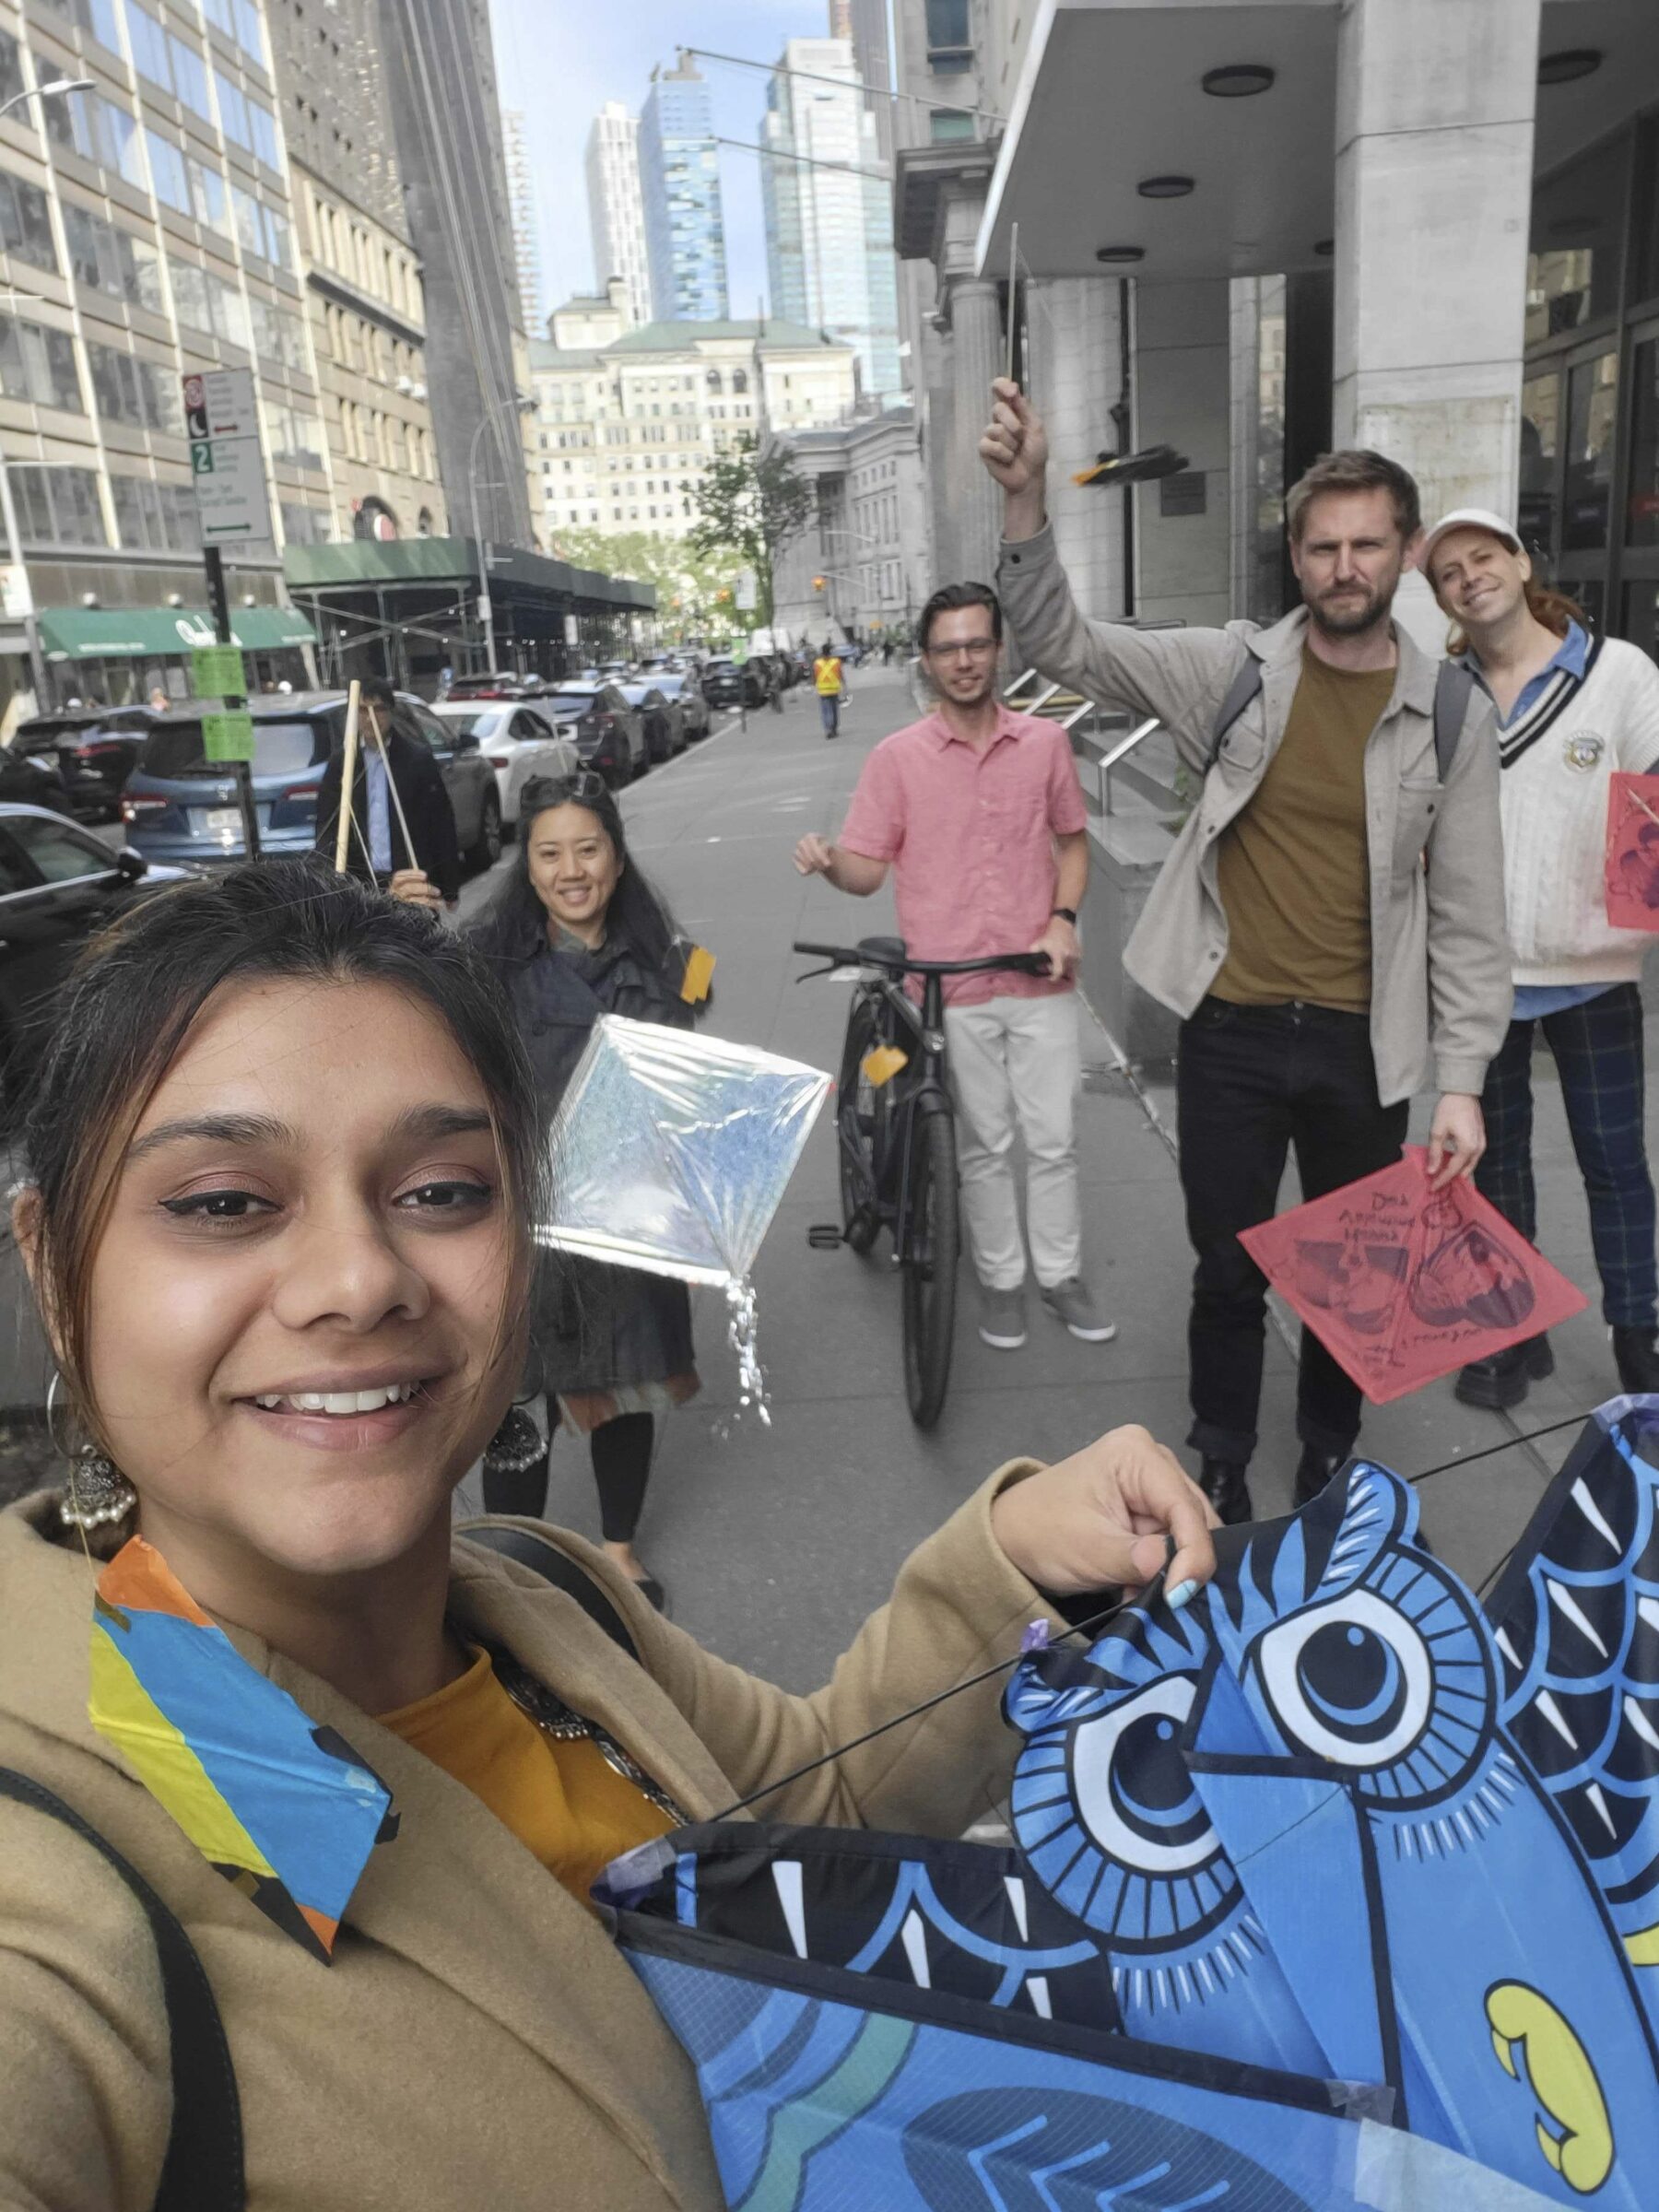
{"left": 856, "top": 935, "right": 908, "bottom": 964}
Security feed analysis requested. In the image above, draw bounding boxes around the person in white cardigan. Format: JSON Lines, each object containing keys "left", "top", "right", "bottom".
{"left": 1425, "top": 508, "right": 1659, "bottom": 1406}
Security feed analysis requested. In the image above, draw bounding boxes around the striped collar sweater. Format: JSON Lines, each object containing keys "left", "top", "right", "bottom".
{"left": 1469, "top": 633, "right": 1659, "bottom": 987}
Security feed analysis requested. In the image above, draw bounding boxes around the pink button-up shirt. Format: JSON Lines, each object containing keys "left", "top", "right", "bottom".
{"left": 837, "top": 706, "right": 1088, "bottom": 1006}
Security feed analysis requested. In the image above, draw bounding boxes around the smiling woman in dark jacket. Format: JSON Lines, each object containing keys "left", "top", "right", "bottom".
{"left": 462, "top": 772, "right": 700, "bottom": 1610}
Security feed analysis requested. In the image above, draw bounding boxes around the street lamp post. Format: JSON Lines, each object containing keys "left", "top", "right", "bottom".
{"left": 466, "top": 393, "right": 535, "bottom": 674}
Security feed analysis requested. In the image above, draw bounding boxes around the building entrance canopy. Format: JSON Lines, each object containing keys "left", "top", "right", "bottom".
{"left": 38, "top": 606, "right": 318, "bottom": 662}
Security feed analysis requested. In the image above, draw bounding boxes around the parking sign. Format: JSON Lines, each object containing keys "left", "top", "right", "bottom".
{"left": 182, "top": 368, "right": 273, "bottom": 546}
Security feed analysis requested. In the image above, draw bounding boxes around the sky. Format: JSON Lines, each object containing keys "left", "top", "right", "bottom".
{"left": 488, "top": 0, "right": 832, "bottom": 329}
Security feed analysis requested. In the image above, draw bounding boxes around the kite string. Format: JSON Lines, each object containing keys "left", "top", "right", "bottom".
{"left": 706, "top": 1406, "right": 1603, "bottom": 1823}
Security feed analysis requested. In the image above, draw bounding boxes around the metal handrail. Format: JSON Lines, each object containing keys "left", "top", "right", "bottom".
{"left": 1096, "top": 715, "right": 1161, "bottom": 772}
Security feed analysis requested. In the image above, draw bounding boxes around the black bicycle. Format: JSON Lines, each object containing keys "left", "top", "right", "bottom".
{"left": 794, "top": 937, "right": 1050, "bottom": 1429}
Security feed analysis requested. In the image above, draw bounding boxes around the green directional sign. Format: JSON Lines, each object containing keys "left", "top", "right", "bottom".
{"left": 202, "top": 710, "right": 255, "bottom": 762}
{"left": 192, "top": 643, "right": 245, "bottom": 698}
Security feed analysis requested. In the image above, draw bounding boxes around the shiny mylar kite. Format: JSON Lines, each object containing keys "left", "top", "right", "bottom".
{"left": 598, "top": 1399, "right": 1659, "bottom": 2209}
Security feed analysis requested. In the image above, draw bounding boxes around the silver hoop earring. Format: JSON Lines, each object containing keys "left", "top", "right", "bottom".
{"left": 48, "top": 1373, "right": 135, "bottom": 1534}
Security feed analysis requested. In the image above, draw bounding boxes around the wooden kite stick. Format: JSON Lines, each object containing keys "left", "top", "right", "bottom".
{"left": 1630, "top": 786, "right": 1659, "bottom": 831}
{"left": 1006, "top": 220, "right": 1019, "bottom": 387}
{"left": 334, "top": 678, "right": 361, "bottom": 874}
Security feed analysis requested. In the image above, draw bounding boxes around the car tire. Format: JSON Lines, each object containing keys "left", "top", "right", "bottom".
{"left": 468, "top": 790, "right": 502, "bottom": 871}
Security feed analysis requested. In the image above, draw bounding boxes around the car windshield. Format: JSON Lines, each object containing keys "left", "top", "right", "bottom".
{"left": 549, "top": 690, "right": 601, "bottom": 713}
{"left": 655, "top": 677, "right": 684, "bottom": 696}
{"left": 17, "top": 718, "right": 100, "bottom": 751}
{"left": 434, "top": 710, "right": 497, "bottom": 737}
{"left": 141, "top": 717, "right": 334, "bottom": 780}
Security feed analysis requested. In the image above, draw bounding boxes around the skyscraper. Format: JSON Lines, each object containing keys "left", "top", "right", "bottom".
{"left": 585, "top": 103, "right": 652, "bottom": 327}
{"left": 762, "top": 40, "right": 900, "bottom": 406}
{"left": 501, "top": 110, "right": 542, "bottom": 335}
{"left": 828, "top": 0, "right": 894, "bottom": 161}
{"left": 640, "top": 59, "right": 729, "bottom": 323}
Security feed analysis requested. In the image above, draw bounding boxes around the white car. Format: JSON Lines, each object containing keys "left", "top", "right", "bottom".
{"left": 430, "top": 700, "right": 577, "bottom": 828}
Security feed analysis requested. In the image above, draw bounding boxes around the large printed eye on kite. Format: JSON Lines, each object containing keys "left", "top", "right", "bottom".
{"left": 1072, "top": 1677, "right": 1217, "bottom": 1877}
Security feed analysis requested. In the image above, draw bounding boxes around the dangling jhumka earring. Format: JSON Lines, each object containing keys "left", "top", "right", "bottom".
{"left": 49, "top": 1374, "right": 135, "bottom": 1533}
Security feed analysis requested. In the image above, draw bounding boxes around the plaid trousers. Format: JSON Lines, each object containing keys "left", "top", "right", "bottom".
{"left": 1476, "top": 981, "right": 1658, "bottom": 1327}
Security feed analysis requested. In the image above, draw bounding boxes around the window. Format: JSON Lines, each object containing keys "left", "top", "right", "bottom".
{"left": 58, "top": 0, "right": 121, "bottom": 54}
{"left": 65, "top": 204, "right": 163, "bottom": 312}
{"left": 214, "top": 68, "right": 250, "bottom": 149}
{"left": 1518, "top": 371, "right": 1559, "bottom": 559}
{"left": 169, "top": 36, "right": 211, "bottom": 119}
{"left": 1526, "top": 138, "right": 1628, "bottom": 346}
{"left": 280, "top": 501, "right": 330, "bottom": 547}
{"left": 930, "top": 109, "right": 975, "bottom": 143}
{"left": 11, "top": 464, "right": 105, "bottom": 544}
{"left": 170, "top": 257, "right": 251, "bottom": 347}
{"left": 248, "top": 296, "right": 307, "bottom": 371}
{"left": 127, "top": 7, "right": 171, "bottom": 91}
{"left": 1563, "top": 351, "right": 1618, "bottom": 552}
{"left": 111, "top": 472, "right": 199, "bottom": 551}
{"left": 233, "top": 0, "right": 265, "bottom": 66}
{"left": 267, "top": 405, "right": 325, "bottom": 473}
{"left": 0, "top": 314, "right": 84, "bottom": 411}
{"left": 0, "top": 29, "right": 22, "bottom": 109}
{"left": 924, "top": 0, "right": 972, "bottom": 65}
{"left": 9, "top": 813, "right": 115, "bottom": 884}
{"left": 187, "top": 158, "right": 229, "bottom": 234}
{"left": 49, "top": 91, "right": 142, "bottom": 186}
{"left": 0, "top": 172, "right": 58, "bottom": 275}
{"left": 247, "top": 98, "right": 278, "bottom": 170}
{"left": 145, "top": 128, "right": 190, "bottom": 213}
{"left": 202, "top": 0, "right": 234, "bottom": 36}
{"left": 88, "top": 338, "right": 182, "bottom": 432}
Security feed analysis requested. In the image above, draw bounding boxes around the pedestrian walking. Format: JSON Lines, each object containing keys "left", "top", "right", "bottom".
{"left": 1423, "top": 510, "right": 1659, "bottom": 1408}
{"left": 794, "top": 581, "right": 1113, "bottom": 1351}
{"left": 315, "top": 675, "right": 462, "bottom": 908}
{"left": 459, "top": 774, "right": 701, "bottom": 1612}
{"left": 982, "top": 381, "right": 1512, "bottom": 1524}
{"left": 814, "top": 641, "right": 843, "bottom": 737}
{"left": 0, "top": 856, "right": 1215, "bottom": 2211}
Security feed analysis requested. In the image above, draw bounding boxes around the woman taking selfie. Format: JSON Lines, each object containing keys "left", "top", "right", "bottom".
{"left": 457, "top": 771, "right": 701, "bottom": 1610}
{"left": 0, "top": 861, "right": 1213, "bottom": 2209}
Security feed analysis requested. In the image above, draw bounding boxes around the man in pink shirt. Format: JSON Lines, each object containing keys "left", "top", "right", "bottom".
{"left": 794, "top": 582, "right": 1113, "bottom": 1351}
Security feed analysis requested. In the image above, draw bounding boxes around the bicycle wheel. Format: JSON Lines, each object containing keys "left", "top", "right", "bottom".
{"left": 836, "top": 997, "right": 888, "bottom": 1255}
{"left": 901, "top": 1108, "right": 959, "bottom": 1429}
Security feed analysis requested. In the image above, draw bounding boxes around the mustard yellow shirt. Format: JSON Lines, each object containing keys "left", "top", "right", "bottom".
{"left": 380, "top": 1648, "right": 673, "bottom": 1905}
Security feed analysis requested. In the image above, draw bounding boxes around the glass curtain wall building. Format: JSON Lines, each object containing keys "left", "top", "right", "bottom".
{"left": 640, "top": 57, "right": 728, "bottom": 324}
{"left": 0, "top": 0, "right": 328, "bottom": 709}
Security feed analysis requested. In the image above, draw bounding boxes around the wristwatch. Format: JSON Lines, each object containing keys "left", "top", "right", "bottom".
{"left": 1051, "top": 907, "right": 1077, "bottom": 925}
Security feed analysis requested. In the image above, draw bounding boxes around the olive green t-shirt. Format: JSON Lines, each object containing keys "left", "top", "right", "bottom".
{"left": 1212, "top": 649, "right": 1395, "bottom": 1012}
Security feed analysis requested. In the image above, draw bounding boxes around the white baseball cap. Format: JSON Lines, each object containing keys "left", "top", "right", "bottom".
{"left": 1420, "top": 507, "right": 1523, "bottom": 568}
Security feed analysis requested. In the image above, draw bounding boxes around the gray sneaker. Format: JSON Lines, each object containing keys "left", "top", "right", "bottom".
{"left": 1041, "top": 1277, "right": 1118, "bottom": 1343}
{"left": 978, "top": 1283, "right": 1028, "bottom": 1350}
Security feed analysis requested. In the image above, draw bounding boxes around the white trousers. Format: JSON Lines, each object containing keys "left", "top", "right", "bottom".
{"left": 943, "top": 990, "right": 1083, "bottom": 1291}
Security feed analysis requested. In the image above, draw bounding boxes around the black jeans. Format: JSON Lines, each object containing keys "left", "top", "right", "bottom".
{"left": 1176, "top": 999, "right": 1408, "bottom": 1467}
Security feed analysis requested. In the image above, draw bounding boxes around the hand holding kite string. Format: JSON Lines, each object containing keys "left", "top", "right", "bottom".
{"left": 1424, "top": 1089, "right": 1486, "bottom": 1189}
{"left": 980, "top": 378, "right": 1049, "bottom": 532}
{"left": 989, "top": 1423, "right": 1218, "bottom": 1607}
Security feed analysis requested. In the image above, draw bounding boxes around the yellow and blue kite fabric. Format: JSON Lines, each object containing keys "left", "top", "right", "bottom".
{"left": 598, "top": 1398, "right": 1659, "bottom": 2210}
{"left": 88, "top": 1537, "right": 394, "bottom": 1961}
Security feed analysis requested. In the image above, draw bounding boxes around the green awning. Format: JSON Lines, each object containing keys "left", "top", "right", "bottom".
{"left": 37, "top": 606, "right": 317, "bottom": 661}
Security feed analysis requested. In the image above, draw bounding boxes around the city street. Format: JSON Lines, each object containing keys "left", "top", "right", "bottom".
{"left": 434, "top": 663, "right": 1648, "bottom": 1691}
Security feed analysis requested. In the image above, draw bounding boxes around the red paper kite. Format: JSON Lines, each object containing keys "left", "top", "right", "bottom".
{"left": 1606, "top": 771, "right": 1659, "bottom": 931}
{"left": 1238, "top": 1147, "right": 1587, "bottom": 1403}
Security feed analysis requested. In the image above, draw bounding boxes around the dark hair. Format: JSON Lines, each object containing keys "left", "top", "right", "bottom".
{"left": 359, "top": 676, "right": 396, "bottom": 712}
{"left": 468, "top": 773, "right": 680, "bottom": 972}
{"left": 1285, "top": 450, "right": 1421, "bottom": 544}
{"left": 13, "top": 859, "right": 542, "bottom": 1456}
{"left": 918, "top": 582, "right": 1003, "bottom": 653}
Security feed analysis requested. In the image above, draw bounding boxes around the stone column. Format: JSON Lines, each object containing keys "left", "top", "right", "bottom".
{"left": 1031, "top": 276, "right": 1127, "bottom": 621}
{"left": 1332, "top": 0, "right": 1540, "bottom": 649}
{"left": 1132, "top": 278, "right": 1233, "bottom": 628}
{"left": 947, "top": 276, "right": 1003, "bottom": 585}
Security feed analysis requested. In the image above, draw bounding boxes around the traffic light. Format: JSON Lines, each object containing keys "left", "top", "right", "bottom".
{"left": 813, "top": 575, "right": 826, "bottom": 591}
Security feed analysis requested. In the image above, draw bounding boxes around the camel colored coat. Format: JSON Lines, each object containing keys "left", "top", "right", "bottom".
{"left": 0, "top": 1467, "right": 1054, "bottom": 2210}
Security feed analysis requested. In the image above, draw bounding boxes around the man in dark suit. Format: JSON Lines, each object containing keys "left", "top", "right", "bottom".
{"left": 313, "top": 676, "right": 462, "bottom": 908}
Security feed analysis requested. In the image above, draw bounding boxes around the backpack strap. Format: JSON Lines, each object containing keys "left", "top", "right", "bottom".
{"left": 1205, "top": 653, "right": 1264, "bottom": 768}
{"left": 457, "top": 1520, "right": 641, "bottom": 1663}
{"left": 0, "top": 1769, "right": 244, "bottom": 2211}
{"left": 1432, "top": 656, "right": 1476, "bottom": 780}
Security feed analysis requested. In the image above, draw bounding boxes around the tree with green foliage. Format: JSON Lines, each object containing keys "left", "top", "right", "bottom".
{"left": 549, "top": 528, "right": 748, "bottom": 643}
{"left": 688, "top": 433, "right": 814, "bottom": 629}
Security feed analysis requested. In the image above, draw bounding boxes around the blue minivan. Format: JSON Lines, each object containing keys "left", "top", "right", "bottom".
{"left": 120, "top": 689, "right": 500, "bottom": 868}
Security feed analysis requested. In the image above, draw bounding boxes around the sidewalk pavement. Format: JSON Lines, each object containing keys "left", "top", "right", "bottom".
{"left": 451, "top": 665, "right": 1641, "bottom": 1688}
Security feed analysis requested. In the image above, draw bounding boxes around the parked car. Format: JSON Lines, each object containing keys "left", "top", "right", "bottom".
{"left": 11, "top": 704, "right": 161, "bottom": 823}
{"left": 444, "top": 670, "right": 546, "bottom": 702}
{"left": 0, "top": 744, "right": 76, "bottom": 818}
{"left": 430, "top": 700, "right": 577, "bottom": 827}
{"left": 652, "top": 670, "right": 711, "bottom": 740}
{"left": 0, "top": 804, "right": 188, "bottom": 1084}
{"left": 544, "top": 683, "right": 649, "bottom": 785}
{"left": 121, "top": 690, "right": 501, "bottom": 871}
{"left": 617, "top": 681, "right": 685, "bottom": 764}
{"left": 701, "top": 657, "right": 768, "bottom": 711}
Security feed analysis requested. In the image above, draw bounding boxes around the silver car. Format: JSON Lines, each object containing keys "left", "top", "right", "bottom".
{"left": 430, "top": 700, "right": 576, "bottom": 827}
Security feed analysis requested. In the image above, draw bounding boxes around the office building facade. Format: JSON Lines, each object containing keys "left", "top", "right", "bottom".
{"left": 0, "top": 0, "right": 333, "bottom": 713}
{"left": 500, "top": 105, "right": 539, "bottom": 335}
{"left": 639, "top": 57, "right": 727, "bottom": 324}
{"left": 828, "top": 0, "right": 893, "bottom": 161}
{"left": 532, "top": 291, "right": 856, "bottom": 545}
{"left": 762, "top": 38, "right": 900, "bottom": 406}
{"left": 263, "top": 0, "right": 444, "bottom": 548}
{"left": 771, "top": 402, "right": 929, "bottom": 642}
{"left": 585, "top": 100, "right": 649, "bottom": 327}
{"left": 379, "top": 0, "right": 534, "bottom": 548}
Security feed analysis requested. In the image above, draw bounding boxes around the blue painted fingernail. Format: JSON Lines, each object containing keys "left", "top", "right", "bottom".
{"left": 1167, "top": 1579, "right": 1199, "bottom": 1612}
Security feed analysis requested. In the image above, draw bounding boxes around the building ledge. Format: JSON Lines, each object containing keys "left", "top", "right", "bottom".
{"left": 894, "top": 138, "right": 1000, "bottom": 262}
{"left": 307, "top": 264, "right": 428, "bottom": 351}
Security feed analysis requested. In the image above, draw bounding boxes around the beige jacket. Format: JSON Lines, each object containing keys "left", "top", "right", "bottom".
{"left": 0, "top": 1474, "right": 1054, "bottom": 2210}
{"left": 997, "top": 524, "right": 1512, "bottom": 1102}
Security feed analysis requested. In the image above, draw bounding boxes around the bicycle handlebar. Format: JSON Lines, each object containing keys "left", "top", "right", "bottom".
{"left": 793, "top": 941, "right": 1053, "bottom": 978}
